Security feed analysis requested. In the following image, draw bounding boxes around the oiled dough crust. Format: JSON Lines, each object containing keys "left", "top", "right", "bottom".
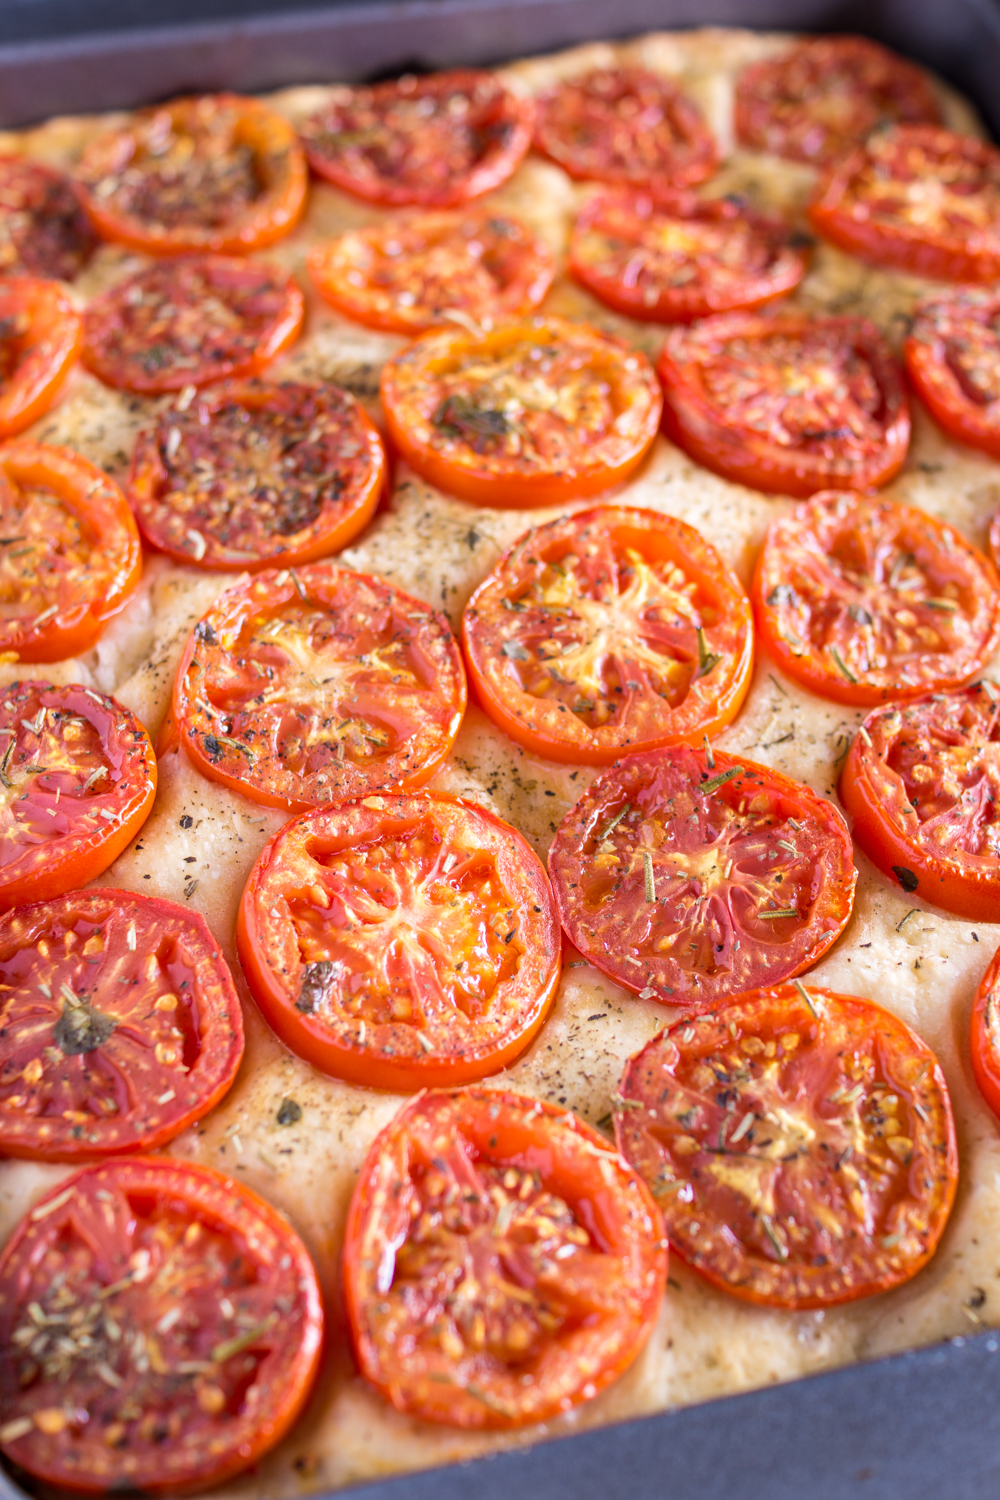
{"left": 0, "top": 28, "right": 998, "bottom": 1496}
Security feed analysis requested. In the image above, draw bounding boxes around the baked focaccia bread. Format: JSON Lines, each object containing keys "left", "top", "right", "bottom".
{"left": 0, "top": 25, "right": 1000, "bottom": 1499}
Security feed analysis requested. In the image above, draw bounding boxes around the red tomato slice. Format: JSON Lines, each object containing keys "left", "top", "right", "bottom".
{"left": 810, "top": 126, "right": 1000, "bottom": 282}
{"left": 840, "top": 682, "right": 1000, "bottom": 920}
{"left": 308, "top": 210, "right": 555, "bottom": 336}
{"left": 0, "top": 887, "right": 243, "bottom": 1159}
{"left": 127, "top": 379, "right": 385, "bottom": 571}
{"left": 82, "top": 255, "right": 304, "bottom": 394}
{"left": 0, "top": 441, "right": 141, "bottom": 663}
{"left": 905, "top": 290, "right": 1000, "bottom": 460}
{"left": 549, "top": 745, "right": 856, "bottom": 1009}
{"left": 74, "top": 94, "right": 307, "bottom": 256}
{"left": 173, "top": 562, "right": 466, "bottom": 813}
{"left": 238, "top": 792, "right": 560, "bottom": 1091}
{"left": 0, "top": 157, "right": 95, "bottom": 280}
{"left": 753, "top": 491, "right": 1000, "bottom": 707}
{"left": 381, "top": 316, "right": 662, "bottom": 507}
{"left": 462, "top": 505, "right": 753, "bottom": 764}
{"left": 301, "top": 70, "right": 533, "bottom": 207}
{"left": 0, "top": 276, "right": 81, "bottom": 439}
{"left": 614, "top": 982, "right": 957, "bottom": 1308}
{"left": 570, "top": 189, "right": 808, "bottom": 324}
{"left": 534, "top": 68, "right": 717, "bottom": 194}
{"left": 344, "top": 1087, "right": 665, "bottom": 1427}
{"left": 971, "top": 944, "right": 1000, "bottom": 1122}
{"left": 0, "top": 1157, "right": 322, "bottom": 1493}
{"left": 656, "top": 312, "right": 910, "bottom": 497}
{"left": 734, "top": 35, "right": 941, "bottom": 165}
{"left": 0, "top": 681, "right": 155, "bottom": 908}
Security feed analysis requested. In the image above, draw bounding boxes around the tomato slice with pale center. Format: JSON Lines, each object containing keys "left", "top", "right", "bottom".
{"left": 753, "top": 491, "right": 1000, "bottom": 706}
{"left": 300, "top": 70, "right": 534, "bottom": 208}
{"left": 0, "top": 888, "right": 243, "bottom": 1159}
{"left": 614, "top": 983, "right": 957, "bottom": 1308}
{"left": 971, "top": 943, "right": 1000, "bottom": 1123}
{"left": 308, "top": 209, "right": 555, "bottom": 335}
{"left": 657, "top": 312, "right": 910, "bottom": 497}
{"left": 569, "top": 189, "right": 808, "bottom": 323}
{"left": 905, "top": 290, "right": 1000, "bottom": 460}
{"left": 548, "top": 746, "right": 856, "bottom": 1009}
{"left": 462, "top": 505, "right": 753, "bottom": 764}
{"left": 534, "top": 68, "right": 717, "bottom": 193}
{"left": 173, "top": 562, "right": 467, "bottom": 812}
{"left": 238, "top": 792, "right": 560, "bottom": 1090}
{"left": 0, "top": 681, "right": 155, "bottom": 908}
{"left": 0, "top": 441, "right": 141, "bottom": 663}
{"left": 344, "top": 1087, "right": 666, "bottom": 1428}
{"left": 734, "top": 35, "right": 941, "bottom": 165}
{"left": 74, "top": 93, "right": 307, "bottom": 255}
{"left": 127, "top": 379, "right": 385, "bottom": 571}
{"left": 82, "top": 255, "right": 304, "bottom": 394}
{"left": 840, "top": 682, "right": 1000, "bottom": 920}
{"left": 0, "top": 156, "right": 95, "bottom": 281}
{"left": 810, "top": 125, "right": 1000, "bottom": 283}
{"left": 0, "top": 276, "right": 82, "bottom": 440}
{"left": 381, "top": 315, "right": 662, "bottom": 507}
{"left": 0, "top": 1157, "right": 322, "bottom": 1493}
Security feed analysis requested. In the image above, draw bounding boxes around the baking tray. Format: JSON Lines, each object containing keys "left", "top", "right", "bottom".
{"left": 2, "top": 0, "right": 1000, "bottom": 1496}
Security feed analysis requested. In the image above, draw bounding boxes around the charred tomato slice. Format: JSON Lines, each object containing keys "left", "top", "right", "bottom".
{"left": 462, "top": 505, "right": 753, "bottom": 765}
{"left": 614, "top": 982, "right": 957, "bottom": 1307}
{"left": 0, "top": 157, "right": 95, "bottom": 281}
{"left": 905, "top": 290, "right": 1000, "bottom": 459}
{"left": 343, "top": 1087, "right": 666, "bottom": 1427}
{"left": 173, "top": 562, "right": 467, "bottom": 812}
{"left": 548, "top": 745, "right": 856, "bottom": 1009}
{"left": 0, "top": 276, "right": 81, "bottom": 439}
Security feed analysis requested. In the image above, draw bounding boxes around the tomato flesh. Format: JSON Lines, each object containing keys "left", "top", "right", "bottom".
{"left": 462, "top": 505, "right": 753, "bottom": 764}
{"left": 614, "top": 983, "right": 957, "bottom": 1308}
{"left": 0, "top": 1158, "right": 323, "bottom": 1493}
{"left": 301, "top": 70, "right": 534, "bottom": 207}
{"left": 381, "top": 316, "right": 662, "bottom": 507}
{"left": 548, "top": 746, "right": 856, "bottom": 1008}
{"left": 308, "top": 210, "right": 555, "bottom": 335}
{"left": 735, "top": 35, "right": 941, "bottom": 165}
{"left": 753, "top": 491, "right": 1000, "bottom": 707}
{"left": 570, "top": 189, "right": 808, "bottom": 323}
{"left": 0, "top": 157, "right": 95, "bottom": 281}
{"left": 905, "top": 290, "right": 1000, "bottom": 460}
{"left": 344, "top": 1088, "right": 666, "bottom": 1427}
{"left": 238, "top": 793, "right": 560, "bottom": 1090}
{"left": 810, "top": 125, "right": 1000, "bottom": 283}
{"left": 657, "top": 312, "right": 910, "bottom": 497}
{"left": 0, "top": 276, "right": 82, "bottom": 440}
{"left": 971, "top": 945, "right": 1000, "bottom": 1123}
{"left": 127, "top": 379, "right": 385, "bottom": 571}
{"left": 534, "top": 68, "right": 717, "bottom": 193}
{"left": 174, "top": 563, "right": 467, "bottom": 812}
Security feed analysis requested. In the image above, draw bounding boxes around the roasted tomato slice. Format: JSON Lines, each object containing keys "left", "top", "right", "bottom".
{"left": 82, "top": 255, "right": 304, "bottom": 394}
{"left": 840, "top": 683, "right": 1000, "bottom": 920}
{"left": 656, "top": 312, "right": 910, "bottom": 497}
{"left": 0, "top": 1157, "right": 322, "bottom": 1493}
{"left": 462, "top": 506, "right": 753, "bottom": 765}
{"left": 734, "top": 35, "right": 941, "bottom": 165}
{"left": 173, "top": 563, "right": 466, "bottom": 812}
{"left": 127, "top": 379, "right": 385, "bottom": 571}
{"left": 381, "top": 316, "right": 662, "bottom": 507}
{"left": 308, "top": 210, "right": 554, "bottom": 336}
{"left": 300, "top": 70, "right": 533, "bottom": 207}
{"left": 74, "top": 94, "right": 307, "bottom": 255}
{"left": 0, "top": 888, "right": 243, "bottom": 1159}
{"left": 904, "top": 290, "right": 1000, "bottom": 460}
{"left": 238, "top": 793, "right": 560, "bottom": 1091}
{"left": 810, "top": 126, "right": 1000, "bottom": 283}
{"left": 0, "top": 276, "right": 81, "bottom": 440}
{"left": 534, "top": 68, "right": 717, "bottom": 194}
{"left": 971, "top": 944, "right": 1000, "bottom": 1122}
{"left": 549, "top": 746, "right": 856, "bottom": 1009}
{"left": 753, "top": 492, "right": 1000, "bottom": 707}
{"left": 0, "top": 441, "right": 140, "bottom": 662}
{"left": 614, "top": 982, "right": 956, "bottom": 1308}
{"left": 569, "top": 189, "right": 808, "bottom": 324}
{"left": 0, "top": 682, "right": 154, "bottom": 908}
{"left": 344, "top": 1087, "right": 665, "bottom": 1427}
{"left": 0, "top": 157, "right": 95, "bottom": 280}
